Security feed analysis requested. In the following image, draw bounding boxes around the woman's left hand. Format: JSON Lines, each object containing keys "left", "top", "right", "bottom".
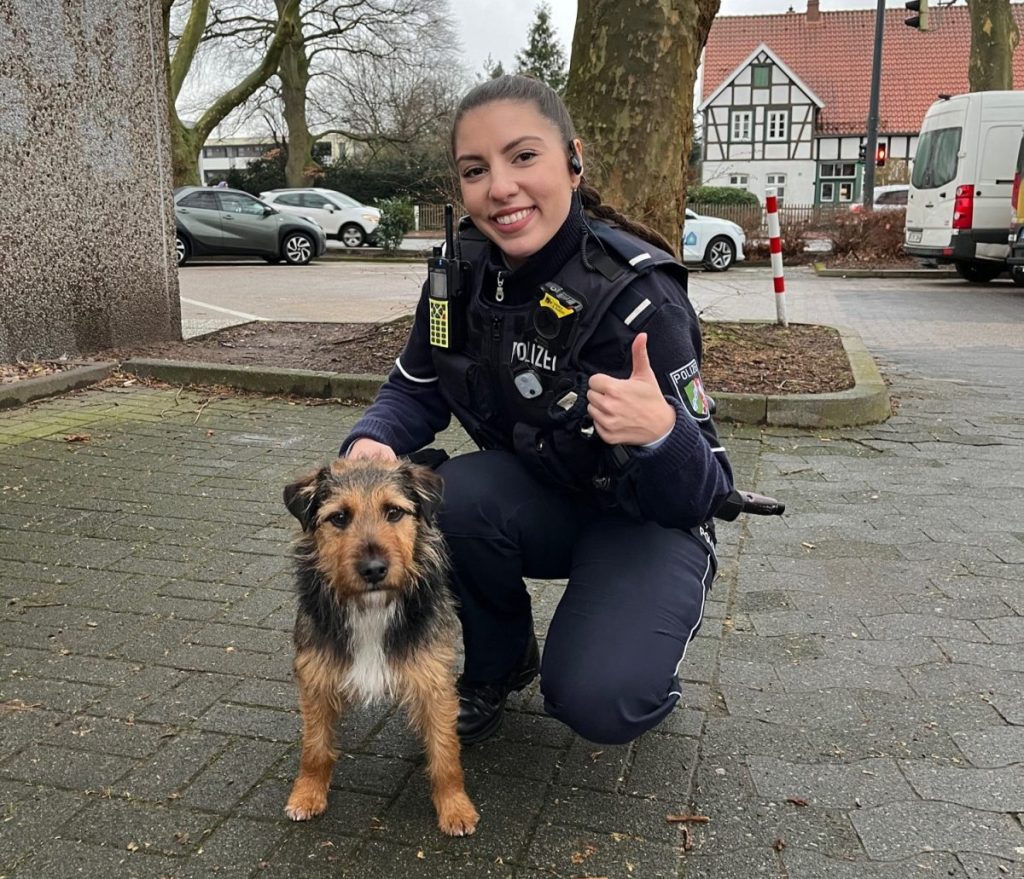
{"left": 587, "top": 333, "right": 676, "bottom": 446}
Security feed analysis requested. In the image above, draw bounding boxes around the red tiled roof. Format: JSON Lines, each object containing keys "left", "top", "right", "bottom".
{"left": 702, "top": 4, "right": 1024, "bottom": 134}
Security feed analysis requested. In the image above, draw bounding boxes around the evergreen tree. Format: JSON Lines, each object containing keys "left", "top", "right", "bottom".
{"left": 515, "top": 3, "right": 568, "bottom": 93}
{"left": 480, "top": 53, "right": 507, "bottom": 81}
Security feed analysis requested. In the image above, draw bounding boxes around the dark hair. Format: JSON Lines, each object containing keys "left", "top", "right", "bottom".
{"left": 451, "top": 75, "right": 676, "bottom": 256}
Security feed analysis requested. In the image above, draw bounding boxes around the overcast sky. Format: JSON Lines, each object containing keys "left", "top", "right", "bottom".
{"left": 456, "top": 1, "right": 919, "bottom": 76}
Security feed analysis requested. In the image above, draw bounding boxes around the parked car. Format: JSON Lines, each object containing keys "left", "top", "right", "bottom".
{"left": 904, "top": 91, "right": 1024, "bottom": 283}
{"left": 1007, "top": 128, "right": 1024, "bottom": 287}
{"left": 174, "top": 186, "right": 327, "bottom": 267}
{"left": 850, "top": 183, "right": 909, "bottom": 213}
{"left": 681, "top": 208, "right": 746, "bottom": 271}
{"left": 260, "top": 188, "right": 380, "bottom": 248}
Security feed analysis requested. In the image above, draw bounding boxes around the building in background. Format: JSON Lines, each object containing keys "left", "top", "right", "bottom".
{"left": 699, "top": 1, "right": 1024, "bottom": 205}
{"left": 199, "top": 133, "right": 358, "bottom": 185}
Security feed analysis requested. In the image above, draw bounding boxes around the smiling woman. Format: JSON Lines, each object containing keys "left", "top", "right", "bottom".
{"left": 334, "top": 74, "right": 739, "bottom": 750}
{"left": 453, "top": 103, "right": 581, "bottom": 268}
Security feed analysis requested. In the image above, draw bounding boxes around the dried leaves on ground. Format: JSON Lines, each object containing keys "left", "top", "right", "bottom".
{"left": 9, "top": 318, "right": 854, "bottom": 396}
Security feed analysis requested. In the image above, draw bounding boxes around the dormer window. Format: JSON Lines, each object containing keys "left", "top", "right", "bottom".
{"left": 752, "top": 64, "right": 771, "bottom": 89}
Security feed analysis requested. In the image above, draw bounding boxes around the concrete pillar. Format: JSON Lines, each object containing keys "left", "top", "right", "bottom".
{"left": 0, "top": 0, "right": 181, "bottom": 362}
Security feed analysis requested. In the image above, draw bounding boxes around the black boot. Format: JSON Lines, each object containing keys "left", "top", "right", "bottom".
{"left": 457, "top": 632, "right": 540, "bottom": 745}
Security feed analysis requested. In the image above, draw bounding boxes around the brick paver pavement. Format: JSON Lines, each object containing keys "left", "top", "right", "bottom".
{"left": 2, "top": 273, "right": 1023, "bottom": 878}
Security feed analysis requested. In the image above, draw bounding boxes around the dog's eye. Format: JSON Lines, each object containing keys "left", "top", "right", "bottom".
{"left": 327, "top": 510, "right": 350, "bottom": 529}
{"left": 384, "top": 507, "right": 407, "bottom": 523}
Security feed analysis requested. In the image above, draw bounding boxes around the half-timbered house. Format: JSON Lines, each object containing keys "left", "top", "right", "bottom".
{"left": 698, "top": 0, "right": 1024, "bottom": 205}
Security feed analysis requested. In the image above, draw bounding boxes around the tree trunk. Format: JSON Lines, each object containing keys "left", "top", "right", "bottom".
{"left": 968, "top": 0, "right": 1020, "bottom": 91}
{"left": 565, "top": 0, "right": 720, "bottom": 248}
{"left": 170, "top": 121, "right": 203, "bottom": 186}
{"left": 164, "top": 0, "right": 301, "bottom": 187}
{"left": 277, "top": 0, "right": 315, "bottom": 186}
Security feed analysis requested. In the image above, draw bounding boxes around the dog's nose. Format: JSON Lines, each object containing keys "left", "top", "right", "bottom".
{"left": 357, "top": 557, "right": 388, "bottom": 584}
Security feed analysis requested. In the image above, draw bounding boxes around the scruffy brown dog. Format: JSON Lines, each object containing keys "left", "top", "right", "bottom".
{"left": 282, "top": 458, "right": 479, "bottom": 836}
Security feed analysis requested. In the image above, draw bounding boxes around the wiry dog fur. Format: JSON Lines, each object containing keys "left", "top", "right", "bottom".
{"left": 282, "top": 457, "right": 479, "bottom": 836}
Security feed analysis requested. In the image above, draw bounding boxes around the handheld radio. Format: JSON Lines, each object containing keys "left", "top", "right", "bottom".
{"left": 427, "top": 205, "right": 466, "bottom": 350}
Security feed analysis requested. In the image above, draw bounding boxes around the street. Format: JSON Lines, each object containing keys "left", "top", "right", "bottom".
{"left": 179, "top": 258, "right": 1024, "bottom": 384}
{"left": 2, "top": 261, "right": 1023, "bottom": 877}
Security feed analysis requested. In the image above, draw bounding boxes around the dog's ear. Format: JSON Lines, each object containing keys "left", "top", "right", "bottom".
{"left": 398, "top": 461, "right": 444, "bottom": 523}
{"left": 283, "top": 466, "right": 329, "bottom": 531}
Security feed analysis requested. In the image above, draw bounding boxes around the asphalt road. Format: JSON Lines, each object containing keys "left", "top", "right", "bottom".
{"left": 179, "top": 259, "right": 1024, "bottom": 384}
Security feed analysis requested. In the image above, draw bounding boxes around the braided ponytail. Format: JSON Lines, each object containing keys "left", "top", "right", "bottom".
{"left": 452, "top": 75, "right": 679, "bottom": 259}
{"left": 577, "top": 180, "right": 677, "bottom": 257}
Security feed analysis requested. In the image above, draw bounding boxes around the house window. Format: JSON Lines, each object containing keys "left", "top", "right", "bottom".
{"left": 767, "top": 173, "right": 786, "bottom": 204}
{"left": 766, "top": 111, "right": 789, "bottom": 142}
{"left": 752, "top": 64, "right": 771, "bottom": 89}
{"left": 731, "top": 110, "right": 752, "bottom": 142}
{"left": 818, "top": 161, "right": 858, "bottom": 204}
{"left": 203, "top": 146, "right": 228, "bottom": 158}
{"left": 729, "top": 174, "right": 749, "bottom": 187}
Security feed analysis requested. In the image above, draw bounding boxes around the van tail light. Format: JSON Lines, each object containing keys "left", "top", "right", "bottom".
{"left": 952, "top": 185, "right": 974, "bottom": 230}
{"left": 1013, "top": 172, "right": 1021, "bottom": 213}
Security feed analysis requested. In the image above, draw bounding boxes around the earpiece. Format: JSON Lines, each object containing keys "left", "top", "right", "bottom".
{"left": 568, "top": 141, "right": 582, "bottom": 175}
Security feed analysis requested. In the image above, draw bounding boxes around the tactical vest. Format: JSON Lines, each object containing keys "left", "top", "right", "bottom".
{"left": 430, "top": 218, "right": 689, "bottom": 499}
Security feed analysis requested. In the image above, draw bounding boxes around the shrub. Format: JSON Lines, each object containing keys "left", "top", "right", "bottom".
{"left": 687, "top": 186, "right": 760, "bottom": 206}
{"left": 744, "top": 217, "right": 810, "bottom": 265}
{"left": 225, "top": 149, "right": 287, "bottom": 195}
{"left": 315, "top": 152, "right": 452, "bottom": 205}
{"left": 376, "top": 197, "right": 415, "bottom": 253}
{"left": 828, "top": 209, "right": 907, "bottom": 262}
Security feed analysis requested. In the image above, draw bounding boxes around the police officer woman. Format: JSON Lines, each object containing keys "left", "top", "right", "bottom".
{"left": 341, "top": 75, "right": 734, "bottom": 746}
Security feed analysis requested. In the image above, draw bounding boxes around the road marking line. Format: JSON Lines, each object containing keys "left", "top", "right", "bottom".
{"left": 179, "top": 297, "right": 264, "bottom": 321}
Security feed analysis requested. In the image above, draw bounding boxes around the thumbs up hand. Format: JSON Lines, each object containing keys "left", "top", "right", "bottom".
{"left": 587, "top": 333, "right": 676, "bottom": 446}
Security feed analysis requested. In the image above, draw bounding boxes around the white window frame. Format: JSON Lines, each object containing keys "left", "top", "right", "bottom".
{"left": 820, "top": 181, "right": 835, "bottom": 201}
{"left": 731, "top": 110, "right": 752, "bottom": 142}
{"left": 766, "top": 110, "right": 789, "bottom": 142}
{"left": 729, "top": 174, "right": 749, "bottom": 187}
{"left": 766, "top": 173, "right": 786, "bottom": 204}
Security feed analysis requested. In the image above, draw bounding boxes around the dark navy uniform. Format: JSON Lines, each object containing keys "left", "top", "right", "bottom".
{"left": 341, "top": 204, "right": 733, "bottom": 744}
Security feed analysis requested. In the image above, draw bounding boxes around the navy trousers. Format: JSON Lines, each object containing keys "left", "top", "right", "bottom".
{"left": 437, "top": 450, "right": 716, "bottom": 745}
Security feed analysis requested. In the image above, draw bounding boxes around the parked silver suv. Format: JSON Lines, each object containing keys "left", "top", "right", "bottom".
{"left": 174, "top": 186, "right": 327, "bottom": 266}
{"left": 260, "top": 188, "right": 380, "bottom": 248}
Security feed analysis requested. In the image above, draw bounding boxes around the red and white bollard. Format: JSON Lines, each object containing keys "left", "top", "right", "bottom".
{"left": 765, "top": 187, "right": 788, "bottom": 328}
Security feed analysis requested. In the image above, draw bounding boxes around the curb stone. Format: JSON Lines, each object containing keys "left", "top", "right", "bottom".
{"left": 813, "top": 261, "right": 957, "bottom": 279}
{"left": 0, "top": 362, "right": 116, "bottom": 409}
{"left": 714, "top": 324, "right": 890, "bottom": 427}
{"left": 0, "top": 325, "right": 889, "bottom": 428}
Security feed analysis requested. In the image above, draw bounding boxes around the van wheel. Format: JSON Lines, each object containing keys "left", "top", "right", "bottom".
{"left": 1012, "top": 266, "right": 1024, "bottom": 288}
{"left": 954, "top": 261, "right": 1004, "bottom": 283}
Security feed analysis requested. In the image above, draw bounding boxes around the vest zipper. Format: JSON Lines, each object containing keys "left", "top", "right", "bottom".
{"left": 495, "top": 270, "right": 506, "bottom": 302}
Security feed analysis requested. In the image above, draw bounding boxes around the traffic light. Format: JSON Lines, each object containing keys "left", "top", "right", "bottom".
{"left": 858, "top": 143, "right": 867, "bottom": 162}
{"left": 876, "top": 144, "right": 888, "bottom": 167}
{"left": 905, "top": 0, "right": 929, "bottom": 31}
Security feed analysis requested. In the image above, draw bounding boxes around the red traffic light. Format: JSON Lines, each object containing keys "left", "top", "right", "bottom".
{"left": 875, "top": 144, "right": 888, "bottom": 167}
{"left": 904, "top": 0, "right": 929, "bottom": 30}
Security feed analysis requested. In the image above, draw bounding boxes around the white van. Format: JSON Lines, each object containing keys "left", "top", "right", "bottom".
{"left": 904, "top": 91, "right": 1024, "bottom": 283}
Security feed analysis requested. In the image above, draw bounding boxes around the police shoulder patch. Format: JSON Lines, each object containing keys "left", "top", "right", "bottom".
{"left": 669, "top": 359, "right": 710, "bottom": 421}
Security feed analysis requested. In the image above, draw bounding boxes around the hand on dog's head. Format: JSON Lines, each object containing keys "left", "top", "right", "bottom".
{"left": 283, "top": 458, "right": 443, "bottom": 532}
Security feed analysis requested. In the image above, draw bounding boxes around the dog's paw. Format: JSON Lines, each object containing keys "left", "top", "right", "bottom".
{"left": 436, "top": 791, "right": 480, "bottom": 837}
{"left": 285, "top": 785, "right": 328, "bottom": 821}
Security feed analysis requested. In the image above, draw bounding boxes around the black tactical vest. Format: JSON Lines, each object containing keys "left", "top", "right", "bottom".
{"left": 430, "top": 218, "right": 689, "bottom": 498}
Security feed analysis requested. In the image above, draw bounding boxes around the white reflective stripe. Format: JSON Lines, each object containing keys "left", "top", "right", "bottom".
{"left": 394, "top": 357, "right": 438, "bottom": 384}
{"left": 628, "top": 252, "right": 652, "bottom": 266}
{"left": 623, "top": 299, "right": 653, "bottom": 326}
{"left": 710, "top": 446, "right": 725, "bottom": 453}
{"left": 668, "top": 550, "right": 713, "bottom": 698}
